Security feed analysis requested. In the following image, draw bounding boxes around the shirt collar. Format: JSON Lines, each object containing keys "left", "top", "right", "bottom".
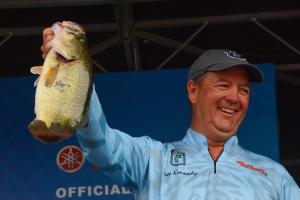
{"left": 182, "top": 128, "right": 241, "bottom": 156}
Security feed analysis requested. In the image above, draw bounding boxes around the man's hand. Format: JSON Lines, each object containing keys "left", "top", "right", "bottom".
{"left": 41, "top": 28, "right": 54, "bottom": 59}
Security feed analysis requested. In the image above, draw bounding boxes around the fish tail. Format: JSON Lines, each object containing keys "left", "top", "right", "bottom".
{"left": 28, "top": 120, "right": 75, "bottom": 144}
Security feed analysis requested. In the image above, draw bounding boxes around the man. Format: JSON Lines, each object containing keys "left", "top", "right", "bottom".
{"left": 42, "top": 28, "right": 300, "bottom": 199}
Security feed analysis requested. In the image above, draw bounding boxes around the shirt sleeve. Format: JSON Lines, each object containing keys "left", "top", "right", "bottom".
{"left": 75, "top": 86, "right": 150, "bottom": 192}
{"left": 280, "top": 168, "right": 300, "bottom": 200}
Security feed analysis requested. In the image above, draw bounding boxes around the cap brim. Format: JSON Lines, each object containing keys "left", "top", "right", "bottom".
{"left": 208, "top": 63, "right": 264, "bottom": 83}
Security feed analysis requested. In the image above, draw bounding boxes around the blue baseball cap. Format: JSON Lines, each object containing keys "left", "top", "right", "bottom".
{"left": 188, "top": 49, "right": 264, "bottom": 82}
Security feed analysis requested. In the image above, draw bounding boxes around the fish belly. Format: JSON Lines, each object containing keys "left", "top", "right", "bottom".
{"left": 35, "top": 61, "right": 90, "bottom": 128}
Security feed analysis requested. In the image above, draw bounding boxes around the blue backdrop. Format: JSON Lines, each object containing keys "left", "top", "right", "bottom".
{"left": 0, "top": 64, "right": 278, "bottom": 199}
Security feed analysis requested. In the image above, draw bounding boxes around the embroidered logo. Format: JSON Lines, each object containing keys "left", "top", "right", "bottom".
{"left": 236, "top": 161, "right": 267, "bottom": 176}
{"left": 224, "top": 49, "right": 246, "bottom": 60}
{"left": 170, "top": 149, "right": 186, "bottom": 166}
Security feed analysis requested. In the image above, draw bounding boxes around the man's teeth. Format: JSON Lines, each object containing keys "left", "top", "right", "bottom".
{"left": 220, "top": 108, "right": 235, "bottom": 114}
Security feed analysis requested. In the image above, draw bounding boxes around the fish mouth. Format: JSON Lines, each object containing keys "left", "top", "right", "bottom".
{"left": 49, "top": 36, "right": 77, "bottom": 64}
{"left": 55, "top": 52, "right": 76, "bottom": 63}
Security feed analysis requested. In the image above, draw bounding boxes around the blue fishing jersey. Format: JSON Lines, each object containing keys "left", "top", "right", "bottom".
{"left": 76, "top": 89, "right": 300, "bottom": 200}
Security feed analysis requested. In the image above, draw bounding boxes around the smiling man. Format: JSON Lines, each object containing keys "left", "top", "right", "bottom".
{"left": 76, "top": 49, "right": 300, "bottom": 199}
{"left": 187, "top": 50, "right": 257, "bottom": 161}
{"left": 41, "top": 27, "right": 300, "bottom": 200}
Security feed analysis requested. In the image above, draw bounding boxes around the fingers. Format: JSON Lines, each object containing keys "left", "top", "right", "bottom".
{"left": 41, "top": 28, "right": 54, "bottom": 59}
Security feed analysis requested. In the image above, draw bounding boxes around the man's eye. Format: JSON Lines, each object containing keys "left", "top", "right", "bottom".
{"left": 215, "top": 84, "right": 228, "bottom": 90}
{"left": 239, "top": 88, "right": 250, "bottom": 95}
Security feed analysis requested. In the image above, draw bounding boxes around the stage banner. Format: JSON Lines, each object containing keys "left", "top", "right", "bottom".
{"left": 0, "top": 64, "right": 278, "bottom": 200}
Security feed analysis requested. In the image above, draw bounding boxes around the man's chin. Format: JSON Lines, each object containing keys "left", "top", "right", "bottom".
{"left": 214, "top": 121, "right": 238, "bottom": 134}
{"left": 212, "top": 127, "right": 237, "bottom": 141}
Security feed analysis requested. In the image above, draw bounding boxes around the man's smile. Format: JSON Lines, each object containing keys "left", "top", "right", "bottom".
{"left": 218, "top": 106, "right": 239, "bottom": 116}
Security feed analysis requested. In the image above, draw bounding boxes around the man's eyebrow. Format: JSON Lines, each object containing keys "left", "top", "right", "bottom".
{"left": 240, "top": 82, "right": 251, "bottom": 87}
{"left": 212, "top": 78, "right": 230, "bottom": 83}
{"left": 213, "top": 78, "right": 250, "bottom": 87}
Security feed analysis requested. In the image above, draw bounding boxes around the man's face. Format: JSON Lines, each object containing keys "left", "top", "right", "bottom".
{"left": 188, "top": 66, "right": 250, "bottom": 143}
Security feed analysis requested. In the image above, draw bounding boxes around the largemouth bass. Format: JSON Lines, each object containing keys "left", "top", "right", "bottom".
{"left": 28, "top": 21, "right": 93, "bottom": 143}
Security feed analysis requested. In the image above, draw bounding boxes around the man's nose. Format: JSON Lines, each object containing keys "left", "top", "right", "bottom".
{"left": 225, "top": 88, "right": 239, "bottom": 104}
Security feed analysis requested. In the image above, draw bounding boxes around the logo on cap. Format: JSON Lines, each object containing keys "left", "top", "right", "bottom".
{"left": 224, "top": 49, "right": 246, "bottom": 60}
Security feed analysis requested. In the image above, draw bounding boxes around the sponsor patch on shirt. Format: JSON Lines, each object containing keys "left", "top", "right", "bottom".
{"left": 236, "top": 161, "right": 267, "bottom": 176}
{"left": 170, "top": 149, "right": 186, "bottom": 166}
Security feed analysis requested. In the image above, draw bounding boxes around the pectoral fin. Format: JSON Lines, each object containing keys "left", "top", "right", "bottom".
{"left": 34, "top": 76, "right": 40, "bottom": 87}
{"left": 45, "top": 67, "right": 59, "bottom": 87}
{"left": 30, "top": 66, "right": 43, "bottom": 75}
{"left": 31, "top": 66, "right": 43, "bottom": 87}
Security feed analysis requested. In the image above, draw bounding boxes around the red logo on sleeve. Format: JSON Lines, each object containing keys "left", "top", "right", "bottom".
{"left": 236, "top": 161, "right": 267, "bottom": 176}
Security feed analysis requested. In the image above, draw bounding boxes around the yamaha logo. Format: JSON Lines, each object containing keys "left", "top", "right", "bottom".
{"left": 56, "top": 145, "right": 85, "bottom": 173}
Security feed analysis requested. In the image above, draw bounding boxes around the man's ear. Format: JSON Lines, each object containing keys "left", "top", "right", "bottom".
{"left": 187, "top": 80, "right": 198, "bottom": 104}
